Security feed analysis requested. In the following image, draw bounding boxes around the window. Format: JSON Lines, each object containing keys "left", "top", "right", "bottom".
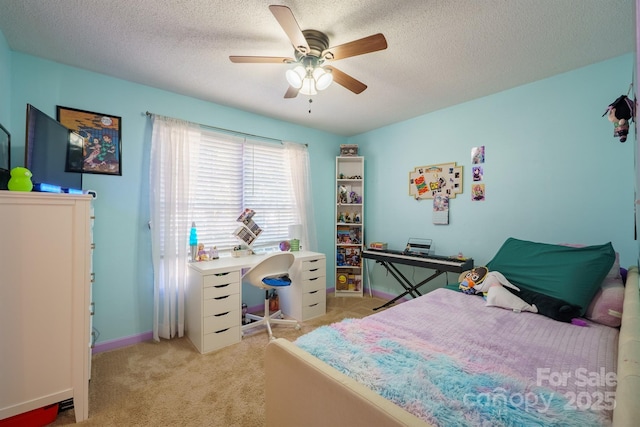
{"left": 189, "top": 129, "right": 300, "bottom": 253}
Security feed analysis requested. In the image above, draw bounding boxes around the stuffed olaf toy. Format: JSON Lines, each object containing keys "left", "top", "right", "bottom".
{"left": 459, "top": 267, "right": 538, "bottom": 314}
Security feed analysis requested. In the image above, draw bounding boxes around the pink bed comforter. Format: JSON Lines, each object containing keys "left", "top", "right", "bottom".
{"left": 296, "top": 288, "right": 619, "bottom": 426}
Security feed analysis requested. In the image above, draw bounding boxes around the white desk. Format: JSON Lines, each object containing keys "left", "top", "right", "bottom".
{"left": 186, "top": 251, "right": 326, "bottom": 354}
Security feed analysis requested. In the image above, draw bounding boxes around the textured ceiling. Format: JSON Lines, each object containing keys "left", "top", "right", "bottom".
{"left": 0, "top": 0, "right": 635, "bottom": 136}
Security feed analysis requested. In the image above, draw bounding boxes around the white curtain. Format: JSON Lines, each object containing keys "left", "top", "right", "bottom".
{"left": 149, "top": 115, "right": 201, "bottom": 341}
{"left": 284, "top": 141, "right": 318, "bottom": 252}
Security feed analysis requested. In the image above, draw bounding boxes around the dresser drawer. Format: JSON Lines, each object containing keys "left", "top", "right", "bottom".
{"left": 302, "top": 300, "right": 326, "bottom": 320}
{"left": 202, "top": 326, "right": 241, "bottom": 353}
{"left": 203, "top": 310, "right": 239, "bottom": 334}
{"left": 204, "top": 293, "right": 240, "bottom": 317}
{"left": 203, "top": 281, "right": 239, "bottom": 299}
{"left": 302, "top": 288, "right": 326, "bottom": 306}
{"left": 203, "top": 271, "right": 241, "bottom": 288}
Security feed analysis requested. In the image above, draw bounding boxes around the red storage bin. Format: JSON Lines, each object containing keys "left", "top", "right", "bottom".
{"left": 0, "top": 404, "right": 58, "bottom": 427}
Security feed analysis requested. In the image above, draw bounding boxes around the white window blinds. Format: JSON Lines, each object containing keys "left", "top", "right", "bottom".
{"left": 189, "top": 129, "right": 300, "bottom": 252}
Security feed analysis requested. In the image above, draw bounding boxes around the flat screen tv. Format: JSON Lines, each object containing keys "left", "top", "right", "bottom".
{"left": 25, "top": 104, "right": 83, "bottom": 192}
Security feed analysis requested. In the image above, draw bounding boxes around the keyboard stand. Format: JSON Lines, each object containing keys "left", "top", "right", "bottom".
{"left": 362, "top": 249, "right": 473, "bottom": 311}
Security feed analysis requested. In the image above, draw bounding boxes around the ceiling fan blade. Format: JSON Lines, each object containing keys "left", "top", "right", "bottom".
{"left": 284, "top": 86, "right": 299, "bottom": 99}
{"left": 322, "top": 33, "right": 387, "bottom": 61}
{"left": 229, "top": 56, "right": 294, "bottom": 64}
{"left": 325, "top": 66, "right": 367, "bottom": 94}
{"left": 269, "top": 5, "right": 310, "bottom": 54}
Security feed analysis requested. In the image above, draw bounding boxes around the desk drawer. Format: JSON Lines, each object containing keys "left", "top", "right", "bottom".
{"left": 204, "top": 293, "right": 239, "bottom": 317}
{"left": 302, "top": 288, "right": 326, "bottom": 306}
{"left": 301, "top": 276, "right": 325, "bottom": 292}
{"left": 203, "top": 310, "right": 239, "bottom": 334}
{"left": 203, "top": 281, "right": 239, "bottom": 299}
{"left": 300, "top": 257, "right": 326, "bottom": 274}
{"left": 301, "top": 269, "right": 326, "bottom": 282}
{"left": 302, "top": 300, "right": 326, "bottom": 320}
{"left": 203, "top": 271, "right": 241, "bottom": 288}
{"left": 202, "top": 326, "right": 240, "bottom": 353}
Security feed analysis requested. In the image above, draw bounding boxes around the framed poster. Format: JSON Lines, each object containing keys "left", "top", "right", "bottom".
{"left": 57, "top": 106, "right": 122, "bottom": 176}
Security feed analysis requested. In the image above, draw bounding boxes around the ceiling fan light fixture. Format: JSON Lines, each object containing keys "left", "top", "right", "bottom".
{"left": 285, "top": 65, "right": 305, "bottom": 88}
{"left": 313, "top": 67, "right": 333, "bottom": 91}
{"left": 299, "top": 77, "right": 318, "bottom": 96}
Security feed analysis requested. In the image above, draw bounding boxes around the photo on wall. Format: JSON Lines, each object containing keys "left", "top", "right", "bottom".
{"left": 472, "top": 183, "right": 485, "bottom": 201}
{"left": 471, "top": 146, "right": 485, "bottom": 164}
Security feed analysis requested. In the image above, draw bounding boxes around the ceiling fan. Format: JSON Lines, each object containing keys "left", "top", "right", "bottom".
{"left": 229, "top": 5, "right": 388, "bottom": 98}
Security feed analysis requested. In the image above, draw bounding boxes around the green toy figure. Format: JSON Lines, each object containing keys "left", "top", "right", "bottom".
{"left": 7, "top": 167, "right": 33, "bottom": 192}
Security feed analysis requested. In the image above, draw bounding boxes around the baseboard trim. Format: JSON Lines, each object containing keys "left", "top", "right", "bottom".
{"left": 92, "top": 331, "right": 154, "bottom": 354}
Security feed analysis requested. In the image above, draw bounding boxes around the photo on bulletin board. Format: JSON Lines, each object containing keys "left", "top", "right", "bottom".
{"left": 472, "top": 183, "right": 486, "bottom": 201}
{"left": 471, "top": 146, "right": 485, "bottom": 164}
{"left": 472, "top": 166, "right": 483, "bottom": 181}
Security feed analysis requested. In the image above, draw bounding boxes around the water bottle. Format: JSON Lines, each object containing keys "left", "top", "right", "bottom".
{"left": 189, "top": 222, "right": 198, "bottom": 261}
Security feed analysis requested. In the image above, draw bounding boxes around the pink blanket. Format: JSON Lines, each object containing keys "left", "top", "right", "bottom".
{"left": 296, "top": 288, "right": 618, "bottom": 426}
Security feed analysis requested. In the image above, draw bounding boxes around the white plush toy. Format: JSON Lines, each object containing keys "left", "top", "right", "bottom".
{"left": 459, "top": 267, "right": 538, "bottom": 313}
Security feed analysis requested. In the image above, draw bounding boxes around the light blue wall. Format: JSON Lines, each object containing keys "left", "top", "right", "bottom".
{"left": 0, "top": 29, "right": 10, "bottom": 126}
{"left": 7, "top": 52, "right": 345, "bottom": 344}
{"left": 3, "top": 44, "right": 637, "bottom": 344}
{"left": 351, "top": 54, "right": 637, "bottom": 295}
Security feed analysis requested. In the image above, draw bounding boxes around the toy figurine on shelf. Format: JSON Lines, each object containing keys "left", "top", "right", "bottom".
{"left": 338, "top": 212, "right": 346, "bottom": 223}
{"left": 338, "top": 185, "right": 348, "bottom": 204}
{"left": 349, "top": 191, "right": 362, "bottom": 204}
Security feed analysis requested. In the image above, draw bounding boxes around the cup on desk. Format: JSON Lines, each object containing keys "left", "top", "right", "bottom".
{"left": 290, "top": 239, "right": 300, "bottom": 252}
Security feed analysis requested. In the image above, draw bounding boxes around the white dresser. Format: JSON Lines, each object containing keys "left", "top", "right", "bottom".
{"left": 0, "top": 192, "right": 92, "bottom": 423}
{"left": 186, "top": 251, "right": 326, "bottom": 354}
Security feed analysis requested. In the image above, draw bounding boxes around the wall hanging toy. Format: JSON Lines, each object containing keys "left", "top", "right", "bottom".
{"left": 603, "top": 94, "right": 635, "bottom": 143}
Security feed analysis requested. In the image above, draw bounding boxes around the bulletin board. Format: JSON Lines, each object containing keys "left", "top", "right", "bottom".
{"left": 409, "top": 162, "right": 463, "bottom": 200}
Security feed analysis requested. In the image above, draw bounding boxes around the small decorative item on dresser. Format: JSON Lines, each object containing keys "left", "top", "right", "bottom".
{"left": 7, "top": 167, "right": 33, "bottom": 192}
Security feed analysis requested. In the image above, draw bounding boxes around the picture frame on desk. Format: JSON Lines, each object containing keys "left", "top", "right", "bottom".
{"left": 56, "top": 106, "right": 122, "bottom": 176}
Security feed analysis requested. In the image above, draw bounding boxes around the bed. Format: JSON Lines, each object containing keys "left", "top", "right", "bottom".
{"left": 265, "top": 239, "right": 640, "bottom": 427}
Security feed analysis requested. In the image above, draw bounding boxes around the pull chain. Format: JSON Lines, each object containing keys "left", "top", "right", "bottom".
{"left": 308, "top": 98, "right": 313, "bottom": 114}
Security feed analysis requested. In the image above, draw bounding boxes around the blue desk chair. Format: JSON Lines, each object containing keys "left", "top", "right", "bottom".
{"left": 242, "top": 252, "right": 300, "bottom": 340}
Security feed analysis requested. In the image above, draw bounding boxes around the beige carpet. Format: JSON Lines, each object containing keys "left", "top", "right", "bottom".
{"left": 51, "top": 294, "right": 388, "bottom": 426}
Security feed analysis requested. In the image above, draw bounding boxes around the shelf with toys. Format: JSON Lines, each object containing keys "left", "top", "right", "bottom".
{"left": 335, "top": 155, "right": 364, "bottom": 297}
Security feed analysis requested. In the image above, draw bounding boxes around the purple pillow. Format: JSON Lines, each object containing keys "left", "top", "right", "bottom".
{"left": 584, "top": 255, "right": 624, "bottom": 327}
{"left": 561, "top": 245, "right": 624, "bottom": 327}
